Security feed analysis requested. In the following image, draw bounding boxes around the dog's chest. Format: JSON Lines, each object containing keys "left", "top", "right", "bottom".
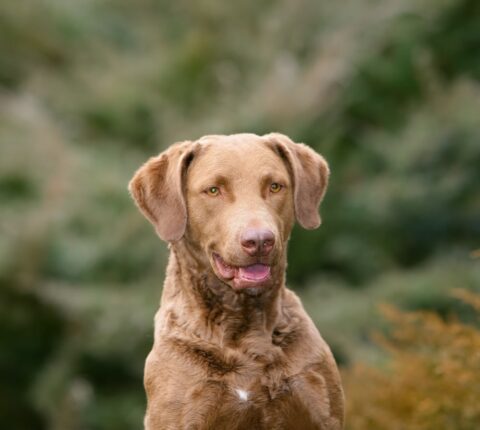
{"left": 174, "top": 356, "right": 333, "bottom": 430}
{"left": 148, "top": 319, "right": 341, "bottom": 428}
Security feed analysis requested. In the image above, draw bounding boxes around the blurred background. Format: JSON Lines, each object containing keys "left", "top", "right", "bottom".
{"left": 1, "top": 0, "right": 479, "bottom": 429}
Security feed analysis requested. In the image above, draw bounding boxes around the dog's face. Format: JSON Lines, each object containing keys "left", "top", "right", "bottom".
{"left": 185, "top": 136, "right": 294, "bottom": 291}
{"left": 129, "top": 133, "right": 329, "bottom": 294}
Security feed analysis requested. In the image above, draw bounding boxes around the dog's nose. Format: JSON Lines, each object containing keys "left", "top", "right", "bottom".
{"left": 241, "top": 228, "right": 275, "bottom": 256}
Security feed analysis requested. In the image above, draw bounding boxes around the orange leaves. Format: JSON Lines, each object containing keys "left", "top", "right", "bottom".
{"left": 344, "top": 289, "right": 480, "bottom": 430}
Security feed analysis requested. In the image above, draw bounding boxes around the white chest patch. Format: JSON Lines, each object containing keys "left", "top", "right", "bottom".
{"left": 235, "top": 388, "right": 249, "bottom": 401}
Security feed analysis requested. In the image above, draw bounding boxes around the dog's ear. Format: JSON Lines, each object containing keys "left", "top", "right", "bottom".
{"left": 265, "top": 133, "right": 330, "bottom": 229}
{"left": 129, "top": 141, "right": 196, "bottom": 242}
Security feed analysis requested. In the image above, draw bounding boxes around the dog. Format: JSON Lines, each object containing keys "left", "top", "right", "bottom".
{"left": 129, "top": 133, "right": 344, "bottom": 429}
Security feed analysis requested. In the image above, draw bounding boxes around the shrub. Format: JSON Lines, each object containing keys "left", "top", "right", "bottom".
{"left": 344, "top": 289, "right": 480, "bottom": 430}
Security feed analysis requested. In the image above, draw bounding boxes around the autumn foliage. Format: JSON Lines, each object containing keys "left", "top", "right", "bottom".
{"left": 344, "top": 289, "right": 480, "bottom": 430}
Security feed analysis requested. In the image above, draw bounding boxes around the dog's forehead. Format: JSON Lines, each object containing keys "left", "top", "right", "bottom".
{"left": 191, "top": 135, "right": 285, "bottom": 174}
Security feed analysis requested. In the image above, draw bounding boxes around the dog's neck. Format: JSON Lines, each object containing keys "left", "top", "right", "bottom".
{"left": 158, "top": 239, "right": 286, "bottom": 345}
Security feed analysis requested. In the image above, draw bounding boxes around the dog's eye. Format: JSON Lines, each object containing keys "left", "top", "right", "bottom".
{"left": 270, "top": 183, "right": 282, "bottom": 193}
{"left": 206, "top": 186, "right": 220, "bottom": 196}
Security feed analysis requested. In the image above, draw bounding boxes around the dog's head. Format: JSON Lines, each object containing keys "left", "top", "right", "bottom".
{"left": 129, "top": 133, "right": 329, "bottom": 293}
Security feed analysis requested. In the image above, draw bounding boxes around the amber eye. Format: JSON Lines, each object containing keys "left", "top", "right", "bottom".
{"left": 270, "top": 183, "right": 282, "bottom": 193}
{"left": 206, "top": 186, "right": 220, "bottom": 196}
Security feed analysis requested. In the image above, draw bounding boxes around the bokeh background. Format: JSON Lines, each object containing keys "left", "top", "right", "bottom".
{"left": 1, "top": 0, "right": 479, "bottom": 429}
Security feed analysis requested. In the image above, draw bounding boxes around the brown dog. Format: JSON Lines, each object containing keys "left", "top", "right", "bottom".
{"left": 129, "top": 133, "right": 344, "bottom": 429}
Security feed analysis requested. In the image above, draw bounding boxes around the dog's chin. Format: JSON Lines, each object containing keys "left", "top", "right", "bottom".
{"left": 211, "top": 253, "right": 273, "bottom": 294}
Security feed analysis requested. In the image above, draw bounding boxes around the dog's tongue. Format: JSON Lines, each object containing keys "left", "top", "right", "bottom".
{"left": 238, "top": 264, "right": 271, "bottom": 281}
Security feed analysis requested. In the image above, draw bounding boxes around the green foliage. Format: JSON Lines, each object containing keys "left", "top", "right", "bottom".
{"left": 0, "top": 0, "right": 479, "bottom": 428}
{"left": 301, "top": 256, "right": 480, "bottom": 364}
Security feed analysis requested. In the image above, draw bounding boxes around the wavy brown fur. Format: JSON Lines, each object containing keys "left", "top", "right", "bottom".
{"left": 129, "top": 133, "right": 344, "bottom": 429}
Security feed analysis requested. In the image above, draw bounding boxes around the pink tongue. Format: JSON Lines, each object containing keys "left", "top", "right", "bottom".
{"left": 238, "top": 264, "right": 270, "bottom": 281}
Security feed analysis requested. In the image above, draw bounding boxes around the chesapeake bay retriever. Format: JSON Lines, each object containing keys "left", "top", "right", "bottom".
{"left": 129, "top": 133, "right": 344, "bottom": 430}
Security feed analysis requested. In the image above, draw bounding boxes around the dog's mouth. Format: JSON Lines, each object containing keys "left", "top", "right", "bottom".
{"left": 212, "top": 253, "right": 271, "bottom": 289}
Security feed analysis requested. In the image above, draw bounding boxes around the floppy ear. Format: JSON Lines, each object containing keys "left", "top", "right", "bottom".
{"left": 128, "top": 141, "right": 195, "bottom": 242}
{"left": 265, "top": 133, "right": 330, "bottom": 229}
